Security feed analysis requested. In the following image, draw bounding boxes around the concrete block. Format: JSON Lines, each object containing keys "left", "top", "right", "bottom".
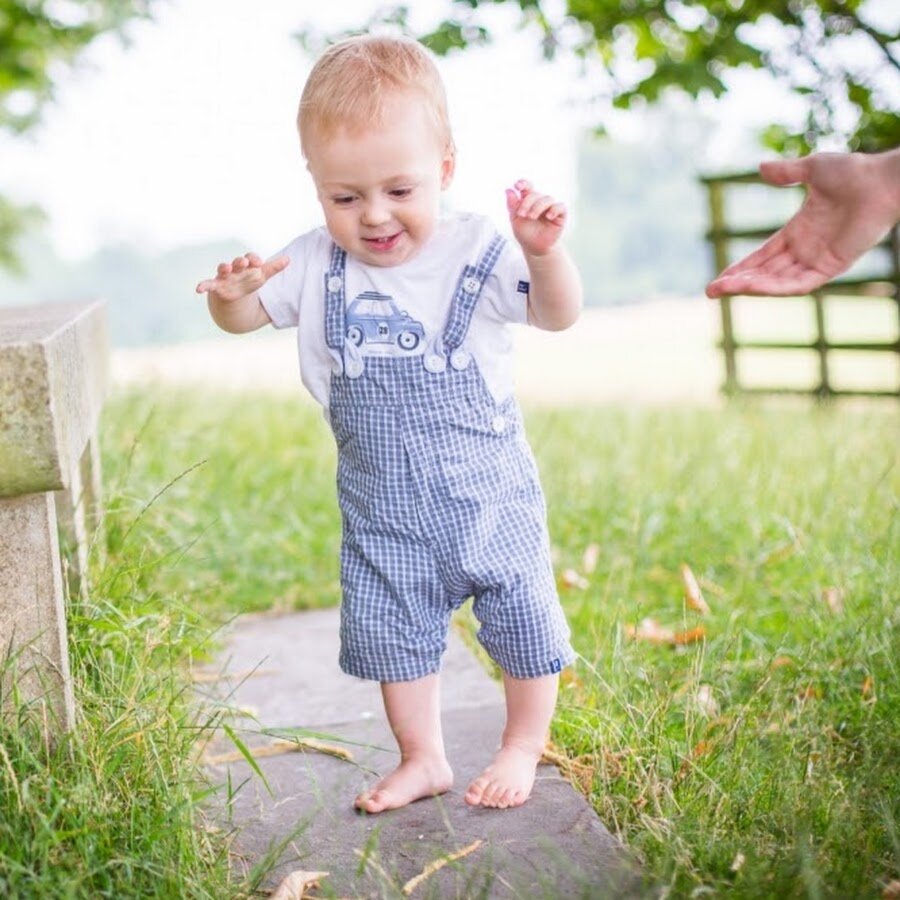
{"left": 0, "top": 493, "right": 76, "bottom": 730}
{"left": 0, "top": 301, "right": 109, "bottom": 497}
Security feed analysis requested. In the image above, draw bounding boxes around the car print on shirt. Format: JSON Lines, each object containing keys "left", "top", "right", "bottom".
{"left": 345, "top": 291, "right": 426, "bottom": 352}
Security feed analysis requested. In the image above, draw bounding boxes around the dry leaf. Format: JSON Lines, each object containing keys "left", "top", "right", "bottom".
{"left": 191, "top": 667, "right": 279, "bottom": 684}
{"left": 582, "top": 542, "right": 600, "bottom": 574}
{"left": 862, "top": 675, "right": 876, "bottom": 702}
{"left": 674, "top": 626, "right": 707, "bottom": 645}
{"left": 770, "top": 656, "right": 794, "bottom": 669}
{"left": 269, "top": 869, "right": 329, "bottom": 900}
{"left": 401, "top": 840, "right": 483, "bottom": 895}
{"left": 823, "top": 587, "right": 844, "bottom": 615}
{"left": 730, "top": 852, "right": 746, "bottom": 873}
{"left": 560, "top": 568, "right": 589, "bottom": 590}
{"left": 883, "top": 880, "right": 900, "bottom": 899}
{"left": 203, "top": 737, "right": 353, "bottom": 766}
{"left": 624, "top": 618, "right": 674, "bottom": 644}
{"left": 694, "top": 684, "right": 719, "bottom": 717}
{"left": 681, "top": 564, "right": 710, "bottom": 615}
{"left": 624, "top": 619, "right": 706, "bottom": 646}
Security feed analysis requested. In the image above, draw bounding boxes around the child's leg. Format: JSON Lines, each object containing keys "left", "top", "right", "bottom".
{"left": 464, "top": 672, "right": 558, "bottom": 809}
{"left": 355, "top": 673, "right": 454, "bottom": 814}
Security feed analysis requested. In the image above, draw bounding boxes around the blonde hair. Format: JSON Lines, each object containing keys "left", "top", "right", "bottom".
{"left": 298, "top": 35, "right": 453, "bottom": 158}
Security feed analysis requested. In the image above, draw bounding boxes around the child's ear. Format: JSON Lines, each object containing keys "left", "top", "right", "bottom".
{"left": 441, "top": 151, "right": 456, "bottom": 189}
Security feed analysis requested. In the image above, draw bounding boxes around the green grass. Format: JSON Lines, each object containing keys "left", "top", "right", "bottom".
{"left": 2, "top": 388, "right": 896, "bottom": 897}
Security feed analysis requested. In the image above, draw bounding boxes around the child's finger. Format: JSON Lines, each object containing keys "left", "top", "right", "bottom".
{"left": 261, "top": 254, "right": 290, "bottom": 279}
{"left": 517, "top": 192, "right": 554, "bottom": 219}
{"left": 217, "top": 261, "right": 232, "bottom": 277}
{"left": 544, "top": 201, "right": 567, "bottom": 222}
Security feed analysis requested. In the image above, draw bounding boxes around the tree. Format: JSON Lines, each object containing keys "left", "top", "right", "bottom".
{"left": 300, "top": 1, "right": 900, "bottom": 154}
{"left": 0, "top": 0, "right": 154, "bottom": 268}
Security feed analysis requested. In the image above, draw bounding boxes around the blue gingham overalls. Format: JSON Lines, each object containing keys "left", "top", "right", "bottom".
{"left": 325, "top": 234, "right": 575, "bottom": 683}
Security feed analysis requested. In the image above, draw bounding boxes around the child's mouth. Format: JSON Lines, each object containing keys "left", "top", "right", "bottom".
{"left": 363, "top": 233, "right": 402, "bottom": 252}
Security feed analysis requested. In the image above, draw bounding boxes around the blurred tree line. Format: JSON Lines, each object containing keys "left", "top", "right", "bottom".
{"left": 312, "top": 0, "right": 899, "bottom": 154}
{"left": 1, "top": 0, "right": 153, "bottom": 269}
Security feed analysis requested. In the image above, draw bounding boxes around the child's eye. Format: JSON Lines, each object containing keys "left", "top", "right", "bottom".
{"left": 389, "top": 187, "right": 413, "bottom": 199}
{"left": 332, "top": 196, "right": 356, "bottom": 206}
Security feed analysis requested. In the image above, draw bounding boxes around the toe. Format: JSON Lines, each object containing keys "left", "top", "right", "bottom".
{"left": 464, "top": 777, "right": 489, "bottom": 806}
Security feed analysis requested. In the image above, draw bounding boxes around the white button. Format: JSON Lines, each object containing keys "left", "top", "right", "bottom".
{"left": 491, "top": 415, "right": 507, "bottom": 434}
{"left": 345, "top": 357, "right": 364, "bottom": 379}
{"left": 424, "top": 354, "right": 446, "bottom": 373}
{"left": 449, "top": 348, "right": 471, "bottom": 370}
{"left": 462, "top": 276, "right": 481, "bottom": 294}
{"left": 331, "top": 358, "right": 343, "bottom": 375}
{"left": 327, "top": 275, "right": 343, "bottom": 293}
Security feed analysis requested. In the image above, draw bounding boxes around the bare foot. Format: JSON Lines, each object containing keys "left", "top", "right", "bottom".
{"left": 464, "top": 744, "right": 541, "bottom": 809}
{"left": 354, "top": 755, "right": 453, "bottom": 814}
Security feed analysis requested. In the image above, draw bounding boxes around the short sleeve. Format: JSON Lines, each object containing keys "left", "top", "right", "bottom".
{"left": 258, "top": 230, "right": 322, "bottom": 329}
{"left": 482, "top": 238, "right": 531, "bottom": 325}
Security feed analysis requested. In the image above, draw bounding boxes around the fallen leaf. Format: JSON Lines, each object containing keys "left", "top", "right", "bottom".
{"left": 770, "top": 656, "right": 794, "bottom": 669}
{"left": 681, "top": 564, "right": 710, "bottom": 615}
{"left": 625, "top": 618, "right": 674, "bottom": 644}
{"left": 624, "top": 619, "right": 706, "bottom": 646}
{"left": 203, "top": 737, "right": 353, "bottom": 766}
{"left": 883, "top": 879, "right": 900, "bottom": 899}
{"left": 694, "top": 684, "right": 719, "bottom": 717}
{"left": 674, "top": 626, "right": 707, "bottom": 646}
{"left": 269, "top": 869, "right": 329, "bottom": 900}
{"left": 823, "top": 587, "right": 844, "bottom": 615}
{"left": 560, "top": 568, "right": 589, "bottom": 590}
{"left": 730, "top": 852, "right": 746, "bottom": 873}
{"left": 402, "top": 840, "right": 483, "bottom": 895}
{"left": 862, "top": 675, "right": 876, "bottom": 702}
{"left": 582, "top": 542, "right": 601, "bottom": 574}
{"left": 191, "top": 667, "right": 279, "bottom": 684}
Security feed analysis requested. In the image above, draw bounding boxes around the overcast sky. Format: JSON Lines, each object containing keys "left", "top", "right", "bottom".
{"left": 1, "top": 0, "right": 895, "bottom": 261}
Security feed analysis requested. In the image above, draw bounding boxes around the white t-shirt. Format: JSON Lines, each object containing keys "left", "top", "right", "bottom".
{"left": 258, "top": 212, "right": 531, "bottom": 408}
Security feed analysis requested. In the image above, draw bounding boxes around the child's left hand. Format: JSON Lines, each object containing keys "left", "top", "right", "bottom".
{"left": 506, "top": 179, "right": 567, "bottom": 257}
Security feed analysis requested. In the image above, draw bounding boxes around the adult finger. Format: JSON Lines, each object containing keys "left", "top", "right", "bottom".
{"left": 759, "top": 156, "right": 813, "bottom": 187}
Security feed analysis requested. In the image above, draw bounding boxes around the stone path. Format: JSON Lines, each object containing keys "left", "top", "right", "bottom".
{"left": 198, "top": 609, "right": 641, "bottom": 898}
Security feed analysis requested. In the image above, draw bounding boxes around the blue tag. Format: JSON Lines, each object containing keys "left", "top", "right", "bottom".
{"left": 517, "top": 280, "right": 530, "bottom": 294}
{"left": 550, "top": 658, "right": 561, "bottom": 673}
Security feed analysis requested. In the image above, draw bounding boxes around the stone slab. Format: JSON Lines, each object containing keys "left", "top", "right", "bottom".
{"left": 199, "top": 608, "right": 501, "bottom": 727}
{"left": 201, "top": 609, "right": 641, "bottom": 897}
{"left": 0, "top": 301, "right": 109, "bottom": 496}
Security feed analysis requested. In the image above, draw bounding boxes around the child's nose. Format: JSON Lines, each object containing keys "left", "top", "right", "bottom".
{"left": 361, "top": 200, "right": 391, "bottom": 226}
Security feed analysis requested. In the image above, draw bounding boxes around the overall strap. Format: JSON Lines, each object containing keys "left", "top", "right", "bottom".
{"left": 442, "top": 233, "right": 507, "bottom": 352}
{"left": 324, "top": 243, "right": 347, "bottom": 351}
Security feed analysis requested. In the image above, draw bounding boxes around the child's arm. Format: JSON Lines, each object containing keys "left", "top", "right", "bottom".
{"left": 506, "top": 179, "right": 582, "bottom": 331}
{"left": 195, "top": 252, "right": 290, "bottom": 333}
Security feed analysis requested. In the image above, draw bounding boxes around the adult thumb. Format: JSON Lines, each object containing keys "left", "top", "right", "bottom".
{"left": 759, "top": 156, "right": 812, "bottom": 187}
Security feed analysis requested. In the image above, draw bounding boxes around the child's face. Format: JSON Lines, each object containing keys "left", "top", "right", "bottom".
{"left": 305, "top": 94, "right": 454, "bottom": 267}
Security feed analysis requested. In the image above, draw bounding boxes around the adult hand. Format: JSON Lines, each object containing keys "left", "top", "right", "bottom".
{"left": 705, "top": 150, "right": 900, "bottom": 298}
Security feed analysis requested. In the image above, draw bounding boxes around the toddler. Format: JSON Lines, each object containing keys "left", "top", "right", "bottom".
{"left": 196, "top": 35, "right": 583, "bottom": 813}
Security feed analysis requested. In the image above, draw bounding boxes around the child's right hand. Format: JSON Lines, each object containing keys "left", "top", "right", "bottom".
{"left": 195, "top": 252, "right": 290, "bottom": 301}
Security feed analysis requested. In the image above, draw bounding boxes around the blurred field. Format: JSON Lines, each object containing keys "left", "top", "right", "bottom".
{"left": 112, "top": 296, "right": 899, "bottom": 403}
